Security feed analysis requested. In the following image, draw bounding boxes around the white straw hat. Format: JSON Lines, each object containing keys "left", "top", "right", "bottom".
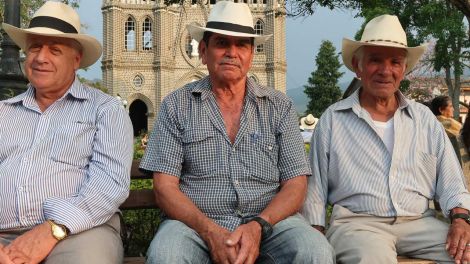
{"left": 2, "top": 1, "right": 102, "bottom": 68}
{"left": 187, "top": 1, "right": 272, "bottom": 46}
{"left": 300, "top": 114, "right": 318, "bottom": 130}
{"left": 342, "top": 14, "right": 427, "bottom": 74}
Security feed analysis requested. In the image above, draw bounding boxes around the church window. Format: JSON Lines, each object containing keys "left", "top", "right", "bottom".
{"left": 133, "top": 74, "right": 144, "bottom": 89}
{"left": 125, "top": 17, "right": 136, "bottom": 51}
{"left": 142, "top": 18, "right": 152, "bottom": 50}
{"left": 255, "top": 19, "right": 264, "bottom": 53}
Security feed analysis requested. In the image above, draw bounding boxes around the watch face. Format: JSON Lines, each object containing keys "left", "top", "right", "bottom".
{"left": 52, "top": 224, "right": 67, "bottom": 240}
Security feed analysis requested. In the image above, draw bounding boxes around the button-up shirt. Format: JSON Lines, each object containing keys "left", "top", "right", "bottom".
{"left": 301, "top": 89, "right": 470, "bottom": 226}
{"left": 0, "top": 78, "right": 133, "bottom": 234}
{"left": 140, "top": 76, "right": 310, "bottom": 231}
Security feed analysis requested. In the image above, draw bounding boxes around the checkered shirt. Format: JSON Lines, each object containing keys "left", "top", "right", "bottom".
{"left": 140, "top": 76, "right": 310, "bottom": 231}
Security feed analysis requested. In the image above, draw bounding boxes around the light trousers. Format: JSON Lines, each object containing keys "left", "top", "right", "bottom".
{"left": 146, "top": 214, "right": 335, "bottom": 264}
{"left": 0, "top": 214, "right": 123, "bottom": 264}
{"left": 326, "top": 205, "right": 453, "bottom": 264}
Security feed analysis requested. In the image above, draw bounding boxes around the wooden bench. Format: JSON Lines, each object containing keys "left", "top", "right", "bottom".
{"left": 121, "top": 160, "right": 157, "bottom": 264}
{"left": 120, "top": 160, "right": 436, "bottom": 264}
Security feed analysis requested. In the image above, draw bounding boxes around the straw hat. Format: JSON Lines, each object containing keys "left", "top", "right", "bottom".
{"left": 300, "top": 114, "right": 318, "bottom": 130}
{"left": 2, "top": 1, "right": 102, "bottom": 68}
{"left": 342, "top": 14, "right": 427, "bottom": 74}
{"left": 187, "top": 1, "right": 272, "bottom": 46}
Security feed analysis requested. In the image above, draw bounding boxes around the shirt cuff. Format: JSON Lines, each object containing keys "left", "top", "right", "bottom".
{"left": 43, "top": 197, "right": 93, "bottom": 234}
{"left": 300, "top": 202, "right": 326, "bottom": 226}
{"left": 443, "top": 193, "right": 470, "bottom": 218}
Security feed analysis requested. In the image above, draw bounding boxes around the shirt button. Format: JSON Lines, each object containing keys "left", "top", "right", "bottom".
{"left": 232, "top": 148, "right": 236, "bottom": 152}
{"left": 18, "top": 186, "right": 23, "bottom": 192}
{"left": 22, "top": 157, "right": 28, "bottom": 163}
{"left": 267, "top": 145, "right": 273, "bottom": 151}
{"left": 234, "top": 180, "right": 240, "bottom": 186}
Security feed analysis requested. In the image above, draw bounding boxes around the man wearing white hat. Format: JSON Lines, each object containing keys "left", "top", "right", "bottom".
{"left": 140, "top": 1, "right": 334, "bottom": 263}
{"left": 0, "top": 2, "right": 133, "bottom": 263}
{"left": 302, "top": 14, "right": 470, "bottom": 263}
{"left": 300, "top": 114, "right": 318, "bottom": 144}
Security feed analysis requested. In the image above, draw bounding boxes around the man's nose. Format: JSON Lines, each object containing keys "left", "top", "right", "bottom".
{"left": 224, "top": 44, "right": 237, "bottom": 57}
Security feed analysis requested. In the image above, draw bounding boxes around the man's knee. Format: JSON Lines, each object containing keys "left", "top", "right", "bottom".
{"left": 146, "top": 220, "right": 210, "bottom": 264}
{"left": 263, "top": 216, "right": 335, "bottom": 263}
{"left": 45, "top": 217, "right": 123, "bottom": 264}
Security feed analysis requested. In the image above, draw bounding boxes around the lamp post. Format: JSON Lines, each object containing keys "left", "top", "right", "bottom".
{"left": 0, "top": 0, "right": 28, "bottom": 100}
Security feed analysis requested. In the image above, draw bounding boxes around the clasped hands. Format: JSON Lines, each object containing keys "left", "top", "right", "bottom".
{"left": 203, "top": 221, "right": 263, "bottom": 264}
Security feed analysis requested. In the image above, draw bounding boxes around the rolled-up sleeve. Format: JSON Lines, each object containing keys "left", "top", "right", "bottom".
{"left": 140, "top": 97, "right": 184, "bottom": 177}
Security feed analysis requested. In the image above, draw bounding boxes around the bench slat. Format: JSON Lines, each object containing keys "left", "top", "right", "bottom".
{"left": 121, "top": 189, "right": 156, "bottom": 210}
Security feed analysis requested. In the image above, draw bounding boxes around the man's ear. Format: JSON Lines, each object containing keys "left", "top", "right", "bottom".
{"left": 199, "top": 41, "right": 207, "bottom": 65}
{"left": 74, "top": 52, "right": 83, "bottom": 71}
{"left": 351, "top": 56, "right": 362, "bottom": 78}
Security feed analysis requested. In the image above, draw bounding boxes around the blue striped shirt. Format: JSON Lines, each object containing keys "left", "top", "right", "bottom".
{"left": 0, "top": 78, "right": 133, "bottom": 234}
{"left": 301, "top": 89, "right": 470, "bottom": 226}
{"left": 140, "top": 76, "right": 310, "bottom": 231}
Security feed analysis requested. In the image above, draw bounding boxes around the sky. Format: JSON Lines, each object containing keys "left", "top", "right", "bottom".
{"left": 76, "top": 1, "right": 363, "bottom": 90}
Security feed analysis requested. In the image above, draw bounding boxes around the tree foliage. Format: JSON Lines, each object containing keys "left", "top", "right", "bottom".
{"left": 304, "top": 40, "right": 344, "bottom": 116}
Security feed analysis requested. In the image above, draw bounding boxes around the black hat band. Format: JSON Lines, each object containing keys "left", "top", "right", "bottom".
{"left": 29, "top": 16, "right": 78, "bottom": 34}
{"left": 206, "top": 21, "right": 255, "bottom": 35}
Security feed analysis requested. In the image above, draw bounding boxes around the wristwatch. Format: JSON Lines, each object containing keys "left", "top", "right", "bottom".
{"left": 249, "top": 216, "right": 273, "bottom": 240}
{"left": 47, "top": 220, "right": 69, "bottom": 241}
{"left": 450, "top": 213, "right": 470, "bottom": 225}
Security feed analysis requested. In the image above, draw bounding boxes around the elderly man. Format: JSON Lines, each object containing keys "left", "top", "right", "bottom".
{"left": 302, "top": 14, "right": 470, "bottom": 263}
{"left": 140, "top": 1, "right": 334, "bottom": 263}
{"left": 0, "top": 2, "right": 133, "bottom": 264}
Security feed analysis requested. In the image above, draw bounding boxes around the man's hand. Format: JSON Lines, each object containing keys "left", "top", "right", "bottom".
{"left": 5, "top": 222, "right": 58, "bottom": 264}
{"left": 0, "top": 245, "right": 14, "bottom": 264}
{"left": 200, "top": 224, "right": 238, "bottom": 264}
{"left": 226, "top": 221, "right": 262, "bottom": 264}
{"left": 446, "top": 219, "right": 470, "bottom": 264}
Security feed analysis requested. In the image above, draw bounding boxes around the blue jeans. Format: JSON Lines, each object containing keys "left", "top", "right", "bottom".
{"left": 146, "top": 214, "right": 335, "bottom": 263}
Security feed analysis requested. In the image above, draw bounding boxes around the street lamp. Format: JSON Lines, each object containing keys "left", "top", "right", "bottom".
{"left": 0, "top": 0, "right": 28, "bottom": 100}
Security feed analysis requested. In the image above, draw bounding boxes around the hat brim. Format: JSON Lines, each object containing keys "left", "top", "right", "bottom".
{"left": 300, "top": 117, "right": 317, "bottom": 130}
{"left": 342, "top": 38, "right": 427, "bottom": 74}
{"left": 2, "top": 23, "right": 102, "bottom": 68}
{"left": 187, "top": 23, "right": 272, "bottom": 46}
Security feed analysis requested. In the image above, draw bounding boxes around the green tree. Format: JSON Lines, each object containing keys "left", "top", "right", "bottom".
{"left": 304, "top": 40, "right": 344, "bottom": 116}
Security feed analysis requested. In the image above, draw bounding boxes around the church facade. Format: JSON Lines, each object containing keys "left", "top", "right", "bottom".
{"left": 102, "top": 0, "right": 286, "bottom": 135}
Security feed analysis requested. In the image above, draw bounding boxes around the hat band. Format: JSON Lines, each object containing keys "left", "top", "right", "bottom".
{"left": 305, "top": 120, "right": 315, "bottom": 125}
{"left": 364, "top": 39, "right": 407, "bottom": 47}
{"left": 29, "top": 16, "right": 78, "bottom": 34}
{"left": 206, "top": 21, "right": 255, "bottom": 35}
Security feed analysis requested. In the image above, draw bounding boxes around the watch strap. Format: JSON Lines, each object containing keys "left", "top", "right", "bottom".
{"left": 450, "top": 213, "right": 470, "bottom": 224}
{"left": 249, "top": 216, "right": 273, "bottom": 239}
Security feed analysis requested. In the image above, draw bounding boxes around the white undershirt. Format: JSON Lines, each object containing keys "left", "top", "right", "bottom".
{"left": 373, "top": 118, "right": 395, "bottom": 154}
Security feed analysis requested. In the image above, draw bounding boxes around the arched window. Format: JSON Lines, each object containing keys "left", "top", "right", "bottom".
{"left": 142, "top": 18, "right": 152, "bottom": 50}
{"left": 125, "top": 17, "right": 136, "bottom": 51}
{"left": 255, "top": 19, "right": 264, "bottom": 53}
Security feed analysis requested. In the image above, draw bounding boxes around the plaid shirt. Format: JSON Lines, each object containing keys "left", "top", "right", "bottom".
{"left": 141, "top": 76, "right": 310, "bottom": 231}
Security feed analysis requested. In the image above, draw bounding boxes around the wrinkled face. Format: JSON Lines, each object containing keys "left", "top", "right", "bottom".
{"left": 25, "top": 35, "right": 82, "bottom": 96}
{"left": 353, "top": 46, "right": 407, "bottom": 100}
{"left": 199, "top": 33, "right": 254, "bottom": 85}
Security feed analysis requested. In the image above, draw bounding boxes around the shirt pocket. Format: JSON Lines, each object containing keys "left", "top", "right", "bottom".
{"left": 241, "top": 136, "right": 279, "bottom": 183}
{"left": 413, "top": 151, "right": 437, "bottom": 197}
{"left": 181, "top": 129, "right": 217, "bottom": 176}
{"left": 50, "top": 122, "right": 96, "bottom": 168}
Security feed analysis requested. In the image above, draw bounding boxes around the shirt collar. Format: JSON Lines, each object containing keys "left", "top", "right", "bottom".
{"left": 335, "top": 87, "right": 413, "bottom": 118}
{"left": 2, "top": 76, "right": 90, "bottom": 106}
{"left": 191, "top": 76, "right": 271, "bottom": 101}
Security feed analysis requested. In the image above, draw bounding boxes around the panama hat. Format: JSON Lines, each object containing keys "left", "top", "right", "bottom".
{"left": 300, "top": 114, "right": 318, "bottom": 130}
{"left": 2, "top": 1, "right": 102, "bottom": 68}
{"left": 342, "top": 14, "right": 427, "bottom": 74}
{"left": 187, "top": 1, "right": 272, "bottom": 46}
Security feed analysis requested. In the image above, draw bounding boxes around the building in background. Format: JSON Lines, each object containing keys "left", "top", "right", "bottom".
{"left": 102, "top": 0, "right": 287, "bottom": 135}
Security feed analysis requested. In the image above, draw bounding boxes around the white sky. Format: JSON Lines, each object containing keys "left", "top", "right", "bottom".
{"left": 76, "top": 2, "right": 363, "bottom": 89}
